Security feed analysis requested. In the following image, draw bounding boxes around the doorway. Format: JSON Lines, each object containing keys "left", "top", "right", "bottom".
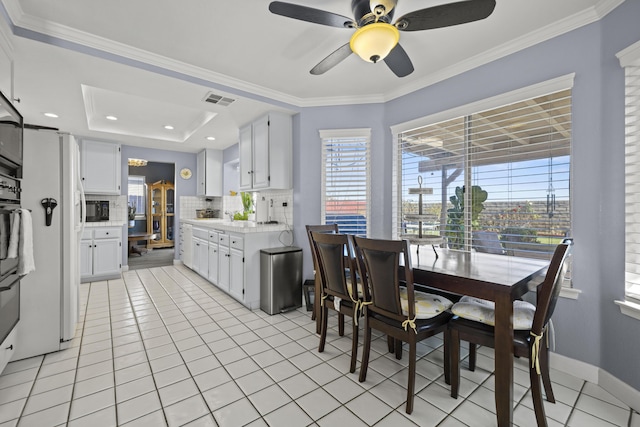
{"left": 127, "top": 160, "right": 175, "bottom": 269}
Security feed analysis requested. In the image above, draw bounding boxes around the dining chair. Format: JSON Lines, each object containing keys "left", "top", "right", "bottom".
{"left": 310, "top": 231, "right": 362, "bottom": 373}
{"left": 448, "top": 239, "right": 572, "bottom": 427}
{"left": 306, "top": 224, "right": 340, "bottom": 332}
{"left": 351, "top": 236, "right": 453, "bottom": 414}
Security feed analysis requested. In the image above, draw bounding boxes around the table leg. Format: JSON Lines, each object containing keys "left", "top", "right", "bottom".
{"left": 494, "top": 293, "right": 514, "bottom": 427}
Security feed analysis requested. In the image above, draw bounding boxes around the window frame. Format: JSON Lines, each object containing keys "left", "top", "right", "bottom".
{"left": 319, "top": 128, "right": 371, "bottom": 237}
{"left": 127, "top": 175, "right": 147, "bottom": 220}
{"left": 391, "top": 74, "right": 578, "bottom": 296}
{"left": 616, "top": 39, "right": 640, "bottom": 320}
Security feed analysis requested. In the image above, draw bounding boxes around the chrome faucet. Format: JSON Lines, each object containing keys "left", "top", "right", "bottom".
{"left": 224, "top": 210, "right": 234, "bottom": 221}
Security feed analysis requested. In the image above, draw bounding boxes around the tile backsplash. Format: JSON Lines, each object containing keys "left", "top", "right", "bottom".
{"left": 179, "top": 196, "right": 223, "bottom": 219}
{"left": 179, "top": 189, "right": 293, "bottom": 225}
{"left": 86, "top": 194, "right": 127, "bottom": 223}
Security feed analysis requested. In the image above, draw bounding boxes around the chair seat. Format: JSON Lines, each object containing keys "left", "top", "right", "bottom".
{"left": 449, "top": 316, "right": 532, "bottom": 351}
{"left": 399, "top": 287, "right": 453, "bottom": 319}
{"left": 451, "top": 295, "right": 535, "bottom": 330}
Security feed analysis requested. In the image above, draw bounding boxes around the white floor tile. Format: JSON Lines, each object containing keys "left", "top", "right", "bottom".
{"left": 163, "top": 394, "right": 209, "bottom": 427}
{"left": 0, "top": 266, "right": 632, "bottom": 427}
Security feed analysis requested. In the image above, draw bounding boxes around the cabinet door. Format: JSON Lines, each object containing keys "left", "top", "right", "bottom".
{"left": 252, "top": 116, "right": 270, "bottom": 189}
{"left": 229, "top": 248, "right": 244, "bottom": 302}
{"left": 207, "top": 242, "right": 219, "bottom": 284}
{"left": 81, "top": 140, "right": 121, "bottom": 194}
{"left": 239, "top": 124, "right": 253, "bottom": 190}
{"left": 80, "top": 240, "right": 93, "bottom": 278}
{"left": 92, "top": 238, "right": 120, "bottom": 277}
{"left": 196, "top": 150, "right": 206, "bottom": 196}
{"left": 192, "top": 238, "right": 205, "bottom": 276}
{"left": 218, "top": 245, "right": 230, "bottom": 292}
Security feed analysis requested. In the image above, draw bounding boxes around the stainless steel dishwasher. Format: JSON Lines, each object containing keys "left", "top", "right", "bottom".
{"left": 260, "top": 246, "right": 302, "bottom": 315}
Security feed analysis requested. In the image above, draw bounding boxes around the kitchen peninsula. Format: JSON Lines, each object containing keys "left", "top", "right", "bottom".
{"left": 180, "top": 219, "right": 291, "bottom": 310}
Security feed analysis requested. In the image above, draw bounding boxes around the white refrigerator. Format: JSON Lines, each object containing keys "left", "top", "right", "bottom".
{"left": 14, "top": 128, "right": 83, "bottom": 360}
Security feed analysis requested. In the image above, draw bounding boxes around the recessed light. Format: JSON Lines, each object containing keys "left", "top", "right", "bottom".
{"left": 44, "top": 112, "right": 59, "bottom": 118}
{"left": 164, "top": 125, "right": 174, "bottom": 130}
{"left": 206, "top": 136, "right": 216, "bottom": 141}
{"left": 106, "top": 115, "right": 118, "bottom": 121}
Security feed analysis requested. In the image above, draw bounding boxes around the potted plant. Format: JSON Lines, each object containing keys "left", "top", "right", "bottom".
{"left": 128, "top": 204, "right": 136, "bottom": 228}
{"left": 241, "top": 192, "right": 255, "bottom": 221}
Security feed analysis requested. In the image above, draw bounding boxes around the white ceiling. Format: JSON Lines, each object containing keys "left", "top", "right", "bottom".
{"left": 1, "top": 0, "right": 619, "bottom": 153}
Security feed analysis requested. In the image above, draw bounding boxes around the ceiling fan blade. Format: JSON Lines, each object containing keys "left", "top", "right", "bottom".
{"left": 384, "top": 43, "right": 414, "bottom": 77}
{"left": 310, "top": 43, "right": 353, "bottom": 75}
{"left": 394, "top": 0, "right": 496, "bottom": 32}
{"left": 269, "top": 2, "right": 355, "bottom": 28}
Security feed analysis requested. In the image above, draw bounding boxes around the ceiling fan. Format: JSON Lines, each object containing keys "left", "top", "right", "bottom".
{"left": 268, "top": 0, "right": 496, "bottom": 77}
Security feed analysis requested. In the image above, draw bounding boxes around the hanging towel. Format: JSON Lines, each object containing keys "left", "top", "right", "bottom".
{"left": 17, "top": 209, "right": 35, "bottom": 276}
{"left": 7, "top": 210, "right": 20, "bottom": 259}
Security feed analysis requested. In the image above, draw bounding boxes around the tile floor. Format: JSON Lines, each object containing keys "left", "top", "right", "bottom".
{"left": 1, "top": 265, "right": 638, "bottom": 427}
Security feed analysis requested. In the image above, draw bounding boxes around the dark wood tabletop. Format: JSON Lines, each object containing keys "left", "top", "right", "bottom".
{"left": 410, "top": 246, "right": 549, "bottom": 427}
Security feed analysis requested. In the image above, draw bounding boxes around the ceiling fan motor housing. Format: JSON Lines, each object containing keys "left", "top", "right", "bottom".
{"left": 352, "top": 0, "right": 395, "bottom": 26}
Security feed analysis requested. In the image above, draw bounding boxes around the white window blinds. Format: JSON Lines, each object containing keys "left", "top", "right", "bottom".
{"left": 128, "top": 175, "right": 146, "bottom": 218}
{"left": 320, "top": 129, "right": 371, "bottom": 237}
{"left": 624, "top": 63, "right": 640, "bottom": 302}
{"left": 397, "top": 89, "right": 572, "bottom": 262}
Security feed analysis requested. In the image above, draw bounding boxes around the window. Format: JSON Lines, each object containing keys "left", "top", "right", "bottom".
{"left": 320, "top": 129, "right": 371, "bottom": 236}
{"left": 619, "top": 39, "right": 640, "bottom": 316}
{"left": 128, "top": 175, "right": 146, "bottom": 219}
{"left": 393, "top": 79, "right": 573, "bottom": 268}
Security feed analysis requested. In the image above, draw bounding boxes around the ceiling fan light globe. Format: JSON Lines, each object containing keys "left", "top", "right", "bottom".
{"left": 349, "top": 22, "right": 399, "bottom": 63}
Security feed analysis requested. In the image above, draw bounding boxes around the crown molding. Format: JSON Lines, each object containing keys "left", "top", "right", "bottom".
{"left": 1, "top": 0, "right": 625, "bottom": 108}
{"left": 383, "top": 0, "right": 625, "bottom": 102}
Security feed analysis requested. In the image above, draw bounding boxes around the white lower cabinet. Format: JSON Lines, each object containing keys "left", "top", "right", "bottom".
{"left": 182, "top": 222, "right": 283, "bottom": 309}
{"left": 0, "top": 326, "right": 17, "bottom": 374}
{"left": 192, "top": 228, "right": 209, "bottom": 277}
{"left": 207, "top": 230, "right": 220, "bottom": 285}
{"left": 81, "top": 227, "right": 122, "bottom": 282}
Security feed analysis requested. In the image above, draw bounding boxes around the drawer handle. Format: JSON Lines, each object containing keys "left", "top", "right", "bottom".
{"left": 232, "top": 240, "right": 236, "bottom": 244}
{"left": 6, "top": 344, "right": 13, "bottom": 350}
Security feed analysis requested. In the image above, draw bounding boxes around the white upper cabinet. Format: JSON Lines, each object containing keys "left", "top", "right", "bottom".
{"left": 196, "top": 149, "right": 223, "bottom": 197}
{"left": 239, "top": 112, "right": 292, "bottom": 191}
{"left": 80, "top": 139, "right": 121, "bottom": 195}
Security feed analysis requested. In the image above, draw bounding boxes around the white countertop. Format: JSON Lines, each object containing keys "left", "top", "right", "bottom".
{"left": 181, "top": 218, "right": 289, "bottom": 234}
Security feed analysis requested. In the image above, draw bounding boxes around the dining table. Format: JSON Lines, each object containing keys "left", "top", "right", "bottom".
{"left": 409, "top": 246, "right": 549, "bottom": 427}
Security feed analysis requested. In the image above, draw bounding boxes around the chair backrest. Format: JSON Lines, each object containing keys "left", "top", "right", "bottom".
{"left": 351, "top": 236, "right": 416, "bottom": 322}
{"left": 310, "top": 231, "right": 357, "bottom": 301}
{"left": 531, "top": 239, "right": 573, "bottom": 335}
{"left": 472, "top": 231, "right": 506, "bottom": 255}
{"left": 306, "top": 224, "right": 339, "bottom": 273}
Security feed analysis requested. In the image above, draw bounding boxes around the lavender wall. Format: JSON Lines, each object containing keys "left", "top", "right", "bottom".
{"left": 292, "top": 1, "right": 640, "bottom": 391}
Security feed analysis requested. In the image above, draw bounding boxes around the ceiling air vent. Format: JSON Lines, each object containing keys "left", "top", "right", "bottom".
{"left": 203, "top": 92, "right": 235, "bottom": 107}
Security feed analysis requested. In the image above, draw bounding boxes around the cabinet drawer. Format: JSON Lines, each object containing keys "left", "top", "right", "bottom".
{"left": 219, "top": 234, "right": 229, "bottom": 246}
{"left": 229, "top": 235, "right": 243, "bottom": 250}
{"left": 94, "top": 228, "right": 121, "bottom": 239}
{"left": 193, "top": 228, "right": 208, "bottom": 240}
{"left": 208, "top": 230, "right": 219, "bottom": 242}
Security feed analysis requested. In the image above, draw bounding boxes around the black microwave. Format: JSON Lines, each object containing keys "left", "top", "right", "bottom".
{"left": 85, "top": 200, "right": 109, "bottom": 222}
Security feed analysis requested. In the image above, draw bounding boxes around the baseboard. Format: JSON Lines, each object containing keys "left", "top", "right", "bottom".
{"left": 173, "top": 260, "right": 183, "bottom": 265}
{"left": 550, "top": 352, "right": 640, "bottom": 411}
{"left": 121, "top": 265, "right": 129, "bottom": 272}
{"left": 599, "top": 369, "right": 640, "bottom": 412}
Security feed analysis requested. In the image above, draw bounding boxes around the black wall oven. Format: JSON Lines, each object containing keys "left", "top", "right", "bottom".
{"left": 0, "top": 89, "right": 22, "bottom": 346}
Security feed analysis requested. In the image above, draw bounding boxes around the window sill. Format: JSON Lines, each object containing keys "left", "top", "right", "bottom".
{"left": 560, "top": 287, "right": 581, "bottom": 300}
{"left": 614, "top": 300, "right": 640, "bottom": 321}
